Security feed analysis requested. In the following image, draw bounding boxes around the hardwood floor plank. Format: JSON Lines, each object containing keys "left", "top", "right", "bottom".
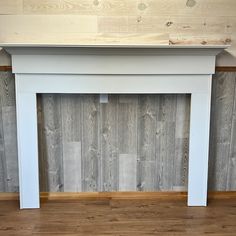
{"left": 0, "top": 197, "right": 236, "bottom": 235}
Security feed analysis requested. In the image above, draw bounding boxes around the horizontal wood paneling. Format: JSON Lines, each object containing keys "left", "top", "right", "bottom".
{"left": 0, "top": 0, "right": 236, "bottom": 65}
{"left": 0, "top": 15, "right": 98, "bottom": 44}
{"left": 0, "top": 71, "right": 236, "bottom": 192}
{"left": 0, "top": 0, "right": 234, "bottom": 17}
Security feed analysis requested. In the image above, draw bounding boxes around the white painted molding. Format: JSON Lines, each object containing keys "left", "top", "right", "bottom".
{"left": 2, "top": 45, "right": 227, "bottom": 209}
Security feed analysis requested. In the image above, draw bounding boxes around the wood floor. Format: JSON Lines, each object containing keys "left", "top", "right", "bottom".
{"left": 0, "top": 195, "right": 236, "bottom": 235}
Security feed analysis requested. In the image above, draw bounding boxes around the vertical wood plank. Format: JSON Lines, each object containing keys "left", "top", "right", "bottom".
{"left": 82, "top": 95, "right": 100, "bottom": 191}
{"left": 61, "top": 94, "right": 82, "bottom": 191}
{"left": 61, "top": 94, "right": 82, "bottom": 142}
{"left": 118, "top": 95, "right": 138, "bottom": 154}
{"left": 0, "top": 71, "right": 15, "bottom": 107}
{"left": 118, "top": 95, "right": 138, "bottom": 191}
{"left": 137, "top": 95, "right": 158, "bottom": 191}
{"left": 0, "top": 95, "right": 6, "bottom": 192}
{"left": 0, "top": 72, "right": 18, "bottom": 192}
{"left": 209, "top": 72, "right": 236, "bottom": 190}
{"left": 63, "top": 142, "right": 81, "bottom": 192}
{"left": 173, "top": 94, "right": 190, "bottom": 191}
{"left": 227, "top": 72, "right": 236, "bottom": 190}
{"left": 2, "top": 106, "right": 18, "bottom": 192}
{"left": 100, "top": 95, "right": 119, "bottom": 191}
{"left": 156, "top": 95, "right": 177, "bottom": 191}
{"left": 119, "top": 154, "right": 137, "bottom": 191}
{"left": 37, "top": 94, "right": 48, "bottom": 192}
{"left": 40, "top": 94, "right": 63, "bottom": 192}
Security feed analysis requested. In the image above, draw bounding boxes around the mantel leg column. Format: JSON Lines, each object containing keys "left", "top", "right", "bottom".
{"left": 188, "top": 84, "right": 212, "bottom": 206}
{"left": 15, "top": 81, "right": 39, "bottom": 209}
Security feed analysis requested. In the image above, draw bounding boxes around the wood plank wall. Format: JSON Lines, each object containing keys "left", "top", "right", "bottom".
{"left": 0, "top": 0, "right": 236, "bottom": 65}
{"left": 0, "top": 70, "right": 236, "bottom": 192}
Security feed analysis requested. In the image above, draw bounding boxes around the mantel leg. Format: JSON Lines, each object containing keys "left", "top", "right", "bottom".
{"left": 15, "top": 86, "right": 39, "bottom": 209}
{"left": 188, "top": 88, "right": 212, "bottom": 206}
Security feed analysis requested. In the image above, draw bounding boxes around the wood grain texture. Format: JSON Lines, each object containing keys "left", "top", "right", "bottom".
{"left": 209, "top": 72, "right": 236, "bottom": 190}
{"left": 0, "top": 71, "right": 236, "bottom": 192}
{"left": 82, "top": 95, "right": 100, "bottom": 191}
{"left": 39, "top": 94, "right": 63, "bottom": 192}
{"left": 7, "top": 0, "right": 236, "bottom": 17}
{"left": 1, "top": 0, "right": 236, "bottom": 65}
{"left": 100, "top": 95, "right": 119, "bottom": 191}
{"left": 0, "top": 195, "right": 236, "bottom": 235}
{"left": 0, "top": 0, "right": 22, "bottom": 15}
{"left": 0, "top": 15, "right": 98, "bottom": 44}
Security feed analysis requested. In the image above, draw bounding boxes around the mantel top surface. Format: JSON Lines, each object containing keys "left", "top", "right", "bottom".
{"left": 0, "top": 33, "right": 229, "bottom": 51}
{"left": 0, "top": 42, "right": 229, "bottom": 49}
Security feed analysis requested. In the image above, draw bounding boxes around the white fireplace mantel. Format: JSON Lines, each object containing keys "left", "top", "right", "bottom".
{"left": 2, "top": 43, "right": 227, "bottom": 209}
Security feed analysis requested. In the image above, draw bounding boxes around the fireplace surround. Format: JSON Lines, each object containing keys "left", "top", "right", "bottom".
{"left": 2, "top": 44, "right": 227, "bottom": 209}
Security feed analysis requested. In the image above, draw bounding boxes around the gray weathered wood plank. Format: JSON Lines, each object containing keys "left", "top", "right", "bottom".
{"left": 0, "top": 95, "right": 6, "bottom": 192}
{"left": 209, "top": 72, "right": 236, "bottom": 190}
{"left": 60, "top": 94, "right": 82, "bottom": 191}
{"left": 227, "top": 72, "right": 236, "bottom": 190}
{"left": 2, "top": 106, "right": 18, "bottom": 192}
{"left": 100, "top": 95, "right": 119, "bottom": 191}
{"left": 82, "top": 95, "right": 100, "bottom": 191}
{"left": 156, "top": 95, "right": 177, "bottom": 191}
{"left": 40, "top": 94, "right": 63, "bottom": 192}
{"left": 137, "top": 95, "right": 158, "bottom": 191}
{"left": 173, "top": 95, "right": 190, "bottom": 191}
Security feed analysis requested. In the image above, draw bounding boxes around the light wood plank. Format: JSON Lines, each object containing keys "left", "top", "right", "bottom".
{"left": 0, "top": 0, "right": 22, "bottom": 15}
{"left": 119, "top": 154, "right": 137, "bottom": 191}
{"left": 63, "top": 142, "right": 81, "bottom": 192}
{"left": 13, "top": 0, "right": 236, "bottom": 17}
{"left": 0, "top": 15, "right": 98, "bottom": 44}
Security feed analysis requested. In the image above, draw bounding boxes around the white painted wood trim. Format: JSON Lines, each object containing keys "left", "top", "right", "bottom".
{"left": 4, "top": 45, "right": 226, "bottom": 209}
{"left": 188, "top": 77, "right": 212, "bottom": 206}
{"left": 11, "top": 54, "right": 216, "bottom": 74}
{"left": 15, "top": 73, "right": 212, "bottom": 208}
{"left": 15, "top": 75, "right": 40, "bottom": 209}
{"left": 16, "top": 74, "right": 210, "bottom": 94}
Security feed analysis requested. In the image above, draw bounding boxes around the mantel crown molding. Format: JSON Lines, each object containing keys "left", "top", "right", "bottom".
{"left": 1, "top": 44, "right": 229, "bottom": 75}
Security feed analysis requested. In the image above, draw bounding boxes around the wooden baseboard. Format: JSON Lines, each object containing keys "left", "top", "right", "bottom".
{"left": 0, "top": 191, "right": 236, "bottom": 201}
{"left": 1, "top": 66, "right": 236, "bottom": 72}
{"left": 215, "top": 66, "right": 236, "bottom": 72}
{"left": 0, "top": 66, "right": 12, "bottom": 71}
